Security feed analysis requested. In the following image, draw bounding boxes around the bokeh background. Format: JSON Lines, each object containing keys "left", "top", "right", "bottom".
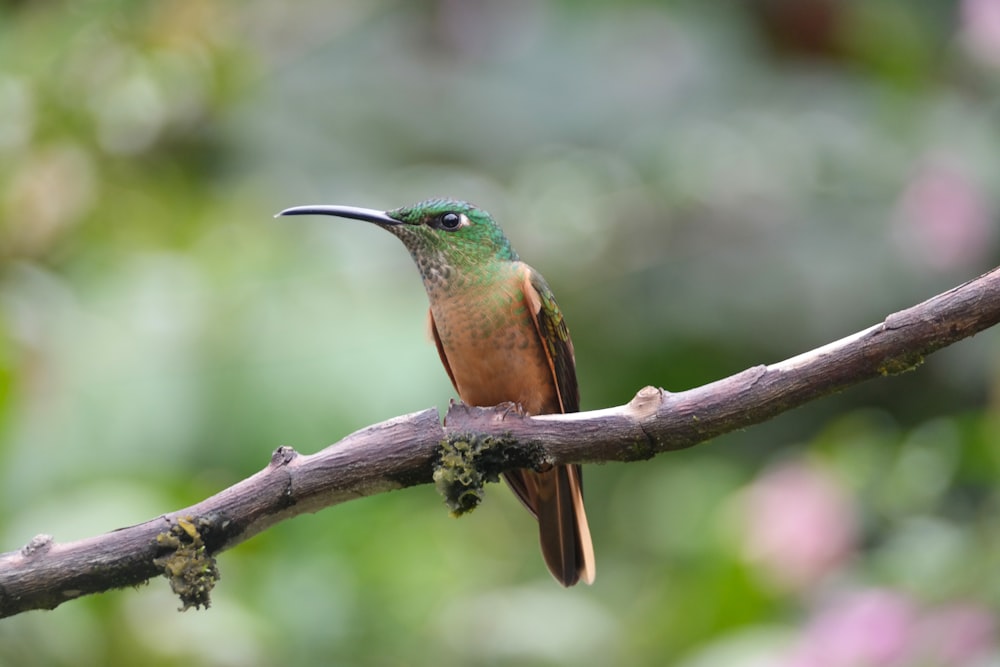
{"left": 2, "top": 1, "right": 1000, "bottom": 665}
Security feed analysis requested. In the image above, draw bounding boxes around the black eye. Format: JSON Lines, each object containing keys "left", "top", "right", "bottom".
{"left": 439, "top": 212, "right": 462, "bottom": 229}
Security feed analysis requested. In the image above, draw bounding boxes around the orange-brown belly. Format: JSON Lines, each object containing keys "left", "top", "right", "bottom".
{"left": 432, "top": 295, "right": 559, "bottom": 415}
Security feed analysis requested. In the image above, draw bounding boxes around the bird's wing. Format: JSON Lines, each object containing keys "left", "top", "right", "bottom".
{"left": 520, "top": 267, "right": 595, "bottom": 586}
{"left": 428, "top": 309, "right": 458, "bottom": 392}
{"left": 521, "top": 268, "right": 580, "bottom": 414}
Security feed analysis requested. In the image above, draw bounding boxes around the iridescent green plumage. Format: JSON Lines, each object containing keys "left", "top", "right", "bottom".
{"left": 385, "top": 199, "right": 518, "bottom": 293}
{"left": 278, "top": 198, "right": 595, "bottom": 586}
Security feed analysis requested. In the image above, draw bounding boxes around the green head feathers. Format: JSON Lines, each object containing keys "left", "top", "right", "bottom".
{"left": 385, "top": 198, "right": 518, "bottom": 271}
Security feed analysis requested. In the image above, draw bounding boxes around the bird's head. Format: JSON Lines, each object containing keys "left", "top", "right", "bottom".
{"left": 278, "top": 198, "right": 519, "bottom": 285}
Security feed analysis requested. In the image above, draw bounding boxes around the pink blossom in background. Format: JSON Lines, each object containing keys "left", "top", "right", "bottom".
{"left": 915, "top": 602, "right": 997, "bottom": 665}
{"left": 892, "top": 157, "right": 994, "bottom": 273}
{"left": 784, "top": 589, "right": 917, "bottom": 667}
{"left": 738, "top": 459, "right": 858, "bottom": 593}
{"left": 781, "top": 591, "right": 998, "bottom": 667}
{"left": 961, "top": 0, "right": 1000, "bottom": 67}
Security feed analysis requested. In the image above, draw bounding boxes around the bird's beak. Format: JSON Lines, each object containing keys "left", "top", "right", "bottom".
{"left": 275, "top": 205, "right": 403, "bottom": 225}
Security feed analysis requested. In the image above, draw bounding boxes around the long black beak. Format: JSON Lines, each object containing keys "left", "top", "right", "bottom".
{"left": 275, "top": 205, "right": 402, "bottom": 225}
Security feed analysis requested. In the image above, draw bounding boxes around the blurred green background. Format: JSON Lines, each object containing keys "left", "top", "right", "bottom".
{"left": 1, "top": 0, "right": 999, "bottom": 665}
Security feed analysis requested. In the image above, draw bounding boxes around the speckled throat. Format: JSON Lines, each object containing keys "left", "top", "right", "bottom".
{"left": 386, "top": 223, "right": 519, "bottom": 296}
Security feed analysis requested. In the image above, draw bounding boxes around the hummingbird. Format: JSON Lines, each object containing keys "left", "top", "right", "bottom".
{"left": 278, "top": 198, "right": 595, "bottom": 586}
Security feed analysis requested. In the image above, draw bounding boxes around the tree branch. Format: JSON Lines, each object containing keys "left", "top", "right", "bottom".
{"left": 2, "top": 266, "right": 999, "bottom": 618}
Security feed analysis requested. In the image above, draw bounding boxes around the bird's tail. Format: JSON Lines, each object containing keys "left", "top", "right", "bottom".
{"left": 503, "top": 465, "right": 596, "bottom": 586}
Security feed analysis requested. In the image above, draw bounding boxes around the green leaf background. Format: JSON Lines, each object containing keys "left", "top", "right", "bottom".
{"left": 1, "top": 1, "right": 999, "bottom": 665}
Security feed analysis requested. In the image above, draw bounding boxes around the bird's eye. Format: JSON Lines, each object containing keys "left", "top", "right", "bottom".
{"left": 439, "top": 212, "right": 462, "bottom": 230}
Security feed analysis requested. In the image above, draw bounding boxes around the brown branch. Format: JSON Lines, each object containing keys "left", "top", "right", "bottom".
{"left": 2, "top": 266, "right": 999, "bottom": 618}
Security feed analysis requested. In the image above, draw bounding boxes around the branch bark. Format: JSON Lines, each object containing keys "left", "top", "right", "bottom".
{"left": 2, "top": 266, "right": 999, "bottom": 618}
